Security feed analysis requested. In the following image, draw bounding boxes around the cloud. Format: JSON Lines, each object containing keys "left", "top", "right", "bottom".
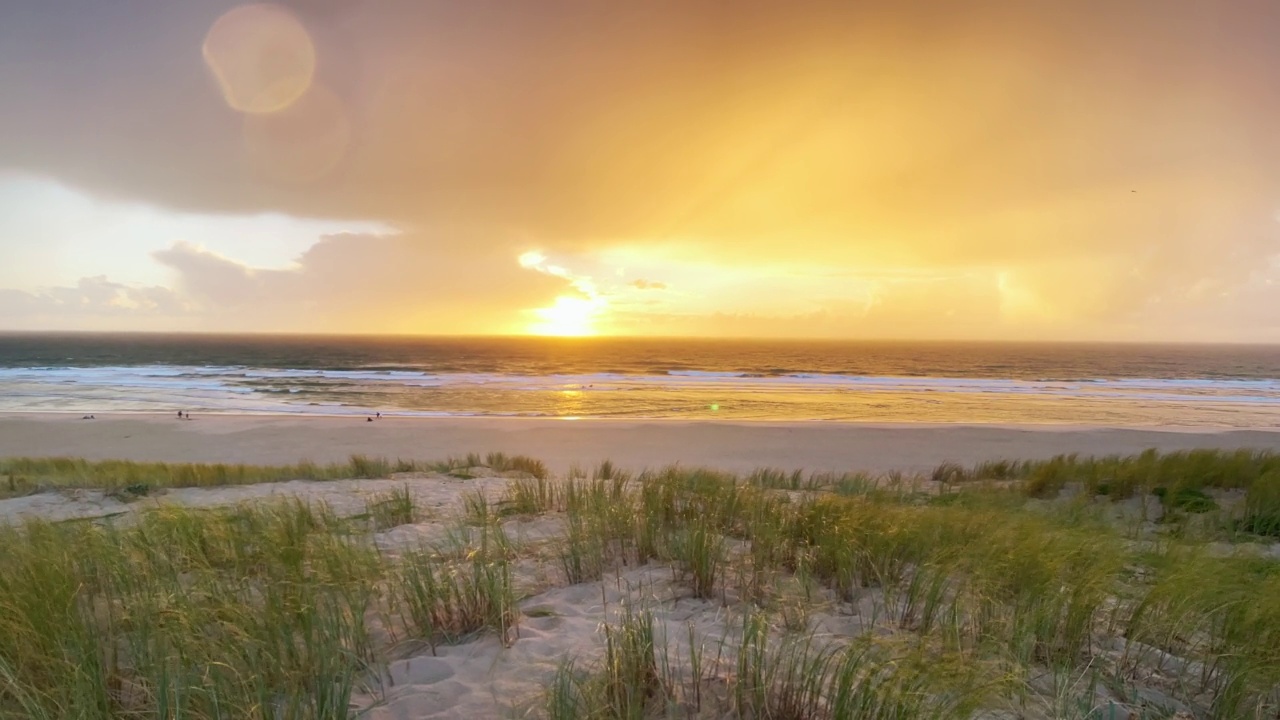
{"left": 149, "top": 232, "right": 570, "bottom": 333}
{"left": 151, "top": 243, "right": 274, "bottom": 307}
{"left": 630, "top": 279, "right": 667, "bottom": 290}
{"left": 0, "top": 277, "right": 188, "bottom": 330}
{"left": 3, "top": 1, "right": 1280, "bottom": 337}
{"left": 5, "top": 3, "right": 1279, "bottom": 240}
{"left": 604, "top": 271, "right": 1005, "bottom": 339}
{"left": 3, "top": 238, "right": 1279, "bottom": 339}
{"left": 0, "top": 232, "right": 577, "bottom": 333}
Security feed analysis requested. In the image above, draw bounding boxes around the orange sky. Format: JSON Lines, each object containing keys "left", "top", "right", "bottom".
{"left": 1, "top": 1, "right": 1279, "bottom": 340}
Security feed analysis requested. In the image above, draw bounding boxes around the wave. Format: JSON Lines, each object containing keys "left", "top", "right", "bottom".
{"left": 4, "top": 364, "right": 1280, "bottom": 418}
{"left": 5, "top": 365, "right": 1280, "bottom": 392}
{"left": 665, "top": 370, "right": 750, "bottom": 378}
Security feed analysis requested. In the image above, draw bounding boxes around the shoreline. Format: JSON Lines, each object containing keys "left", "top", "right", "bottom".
{"left": 4, "top": 413, "right": 1280, "bottom": 475}
{"left": 1, "top": 408, "right": 1276, "bottom": 431}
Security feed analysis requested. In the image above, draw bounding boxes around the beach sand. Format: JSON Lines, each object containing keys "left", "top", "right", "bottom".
{"left": 3, "top": 413, "right": 1280, "bottom": 475}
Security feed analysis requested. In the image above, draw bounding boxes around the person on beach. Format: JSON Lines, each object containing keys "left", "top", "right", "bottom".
{"left": 177, "top": 410, "right": 183, "bottom": 419}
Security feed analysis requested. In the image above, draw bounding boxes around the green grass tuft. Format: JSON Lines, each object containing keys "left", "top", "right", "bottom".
{"left": 1153, "top": 486, "right": 1218, "bottom": 514}
{"left": 367, "top": 485, "right": 416, "bottom": 529}
{"left": 0, "top": 500, "right": 381, "bottom": 718}
{"left": 396, "top": 529, "right": 517, "bottom": 652}
{"left": 0, "top": 454, "right": 450, "bottom": 498}
{"left": 1239, "top": 470, "right": 1280, "bottom": 538}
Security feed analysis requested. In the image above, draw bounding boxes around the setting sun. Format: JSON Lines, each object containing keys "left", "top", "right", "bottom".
{"left": 527, "top": 295, "right": 602, "bottom": 336}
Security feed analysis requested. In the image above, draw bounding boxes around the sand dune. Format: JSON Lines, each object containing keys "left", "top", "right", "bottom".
{"left": 5, "top": 417, "right": 1280, "bottom": 717}
{"left": 5, "top": 468, "right": 1274, "bottom": 718}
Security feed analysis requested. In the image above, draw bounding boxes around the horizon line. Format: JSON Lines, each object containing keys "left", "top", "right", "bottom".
{"left": 0, "top": 329, "right": 1278, "bottom": 347}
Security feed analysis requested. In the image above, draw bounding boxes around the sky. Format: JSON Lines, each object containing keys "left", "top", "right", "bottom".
{"left": 2, "top": 1, "right": 1280, "bottom": 340}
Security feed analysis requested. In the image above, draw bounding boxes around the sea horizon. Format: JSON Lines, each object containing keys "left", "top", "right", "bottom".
{"left": 3, "top": 333, "right": 1279, "bottom": 427}
{"left": 5, "top": 329, "right": 1280, "bottom": 345}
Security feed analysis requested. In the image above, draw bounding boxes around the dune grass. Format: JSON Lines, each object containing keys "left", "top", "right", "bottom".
{"left": 531, "top": 454, "right": 1280, "bottom": 718}
{"left": 964, "top": 447, "right": 1280, "bottom": 498}
{"left": 0, "top": 500, "right": 383, "bottom": 719}
{"left": 2, "top": 448, "right": 1279, "bottom": 718}
{"left": 366, "top": 485, "right": 417, "bottom": 530}
{"left": 547, "top": 602, "right": 991, "bottom": 720}
{"left": 0, "top": 501, "right": 527, "bottom": 719}
{"left": 396, "top": 523, "right": 517, "bottom": 653}
{"left": 0, "top": 452, "right": 554, "bottom": 499}
{"left": 921, "top": 448, "right": 1280, "bottom": 540}
{"left": 0, "top": 455, "right": 416, "bottom": 498}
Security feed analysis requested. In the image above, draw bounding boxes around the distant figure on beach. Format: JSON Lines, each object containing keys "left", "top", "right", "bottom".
{"left": 82, "top": 414, "right": 94, "bottom": 420}
{"left": 367, "top": 416, "right": 373, "bottom": 422}
{"left": 177, "top": 410, "right": 183, "bottom": 419}
{"left": 376, "top": 412, "right": 381, "bottom": 419}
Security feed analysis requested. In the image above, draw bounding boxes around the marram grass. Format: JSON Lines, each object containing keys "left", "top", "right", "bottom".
{"left": 0, "top": 454, "right": 414, "bottom": 496}
{"left": 2, "top": 448, "right": 1279, "bottom": 718}
{"left": 532, "top": 454, "right": 1280, "bottom": 719}
{"left": 0, "top": 451, "right": 552, "bottom": 498}
{"left": 0, "top": 500, "right": 383, "bottom": 719}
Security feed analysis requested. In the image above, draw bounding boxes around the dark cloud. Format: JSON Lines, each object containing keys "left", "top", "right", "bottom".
{"left": 5, "top": 2, "right": 1279, "bottom": 240}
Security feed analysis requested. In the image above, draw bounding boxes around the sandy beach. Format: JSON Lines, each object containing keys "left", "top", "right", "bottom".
{"left": 3, "top": 413, "right": 1280, "bottom": 475}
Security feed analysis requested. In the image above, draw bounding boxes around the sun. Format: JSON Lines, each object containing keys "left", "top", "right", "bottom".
{"left": 527, "top": 295, "right": 600, "bottom": 336}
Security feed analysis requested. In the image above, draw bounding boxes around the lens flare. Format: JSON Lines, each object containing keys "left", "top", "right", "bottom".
{"left": 203, "top": 4, "right": 315, "bottom": 114}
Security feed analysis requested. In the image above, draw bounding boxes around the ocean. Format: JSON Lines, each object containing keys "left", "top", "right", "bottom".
{"left": 1, "top": 333, "right": 1279, "bottom": 427}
